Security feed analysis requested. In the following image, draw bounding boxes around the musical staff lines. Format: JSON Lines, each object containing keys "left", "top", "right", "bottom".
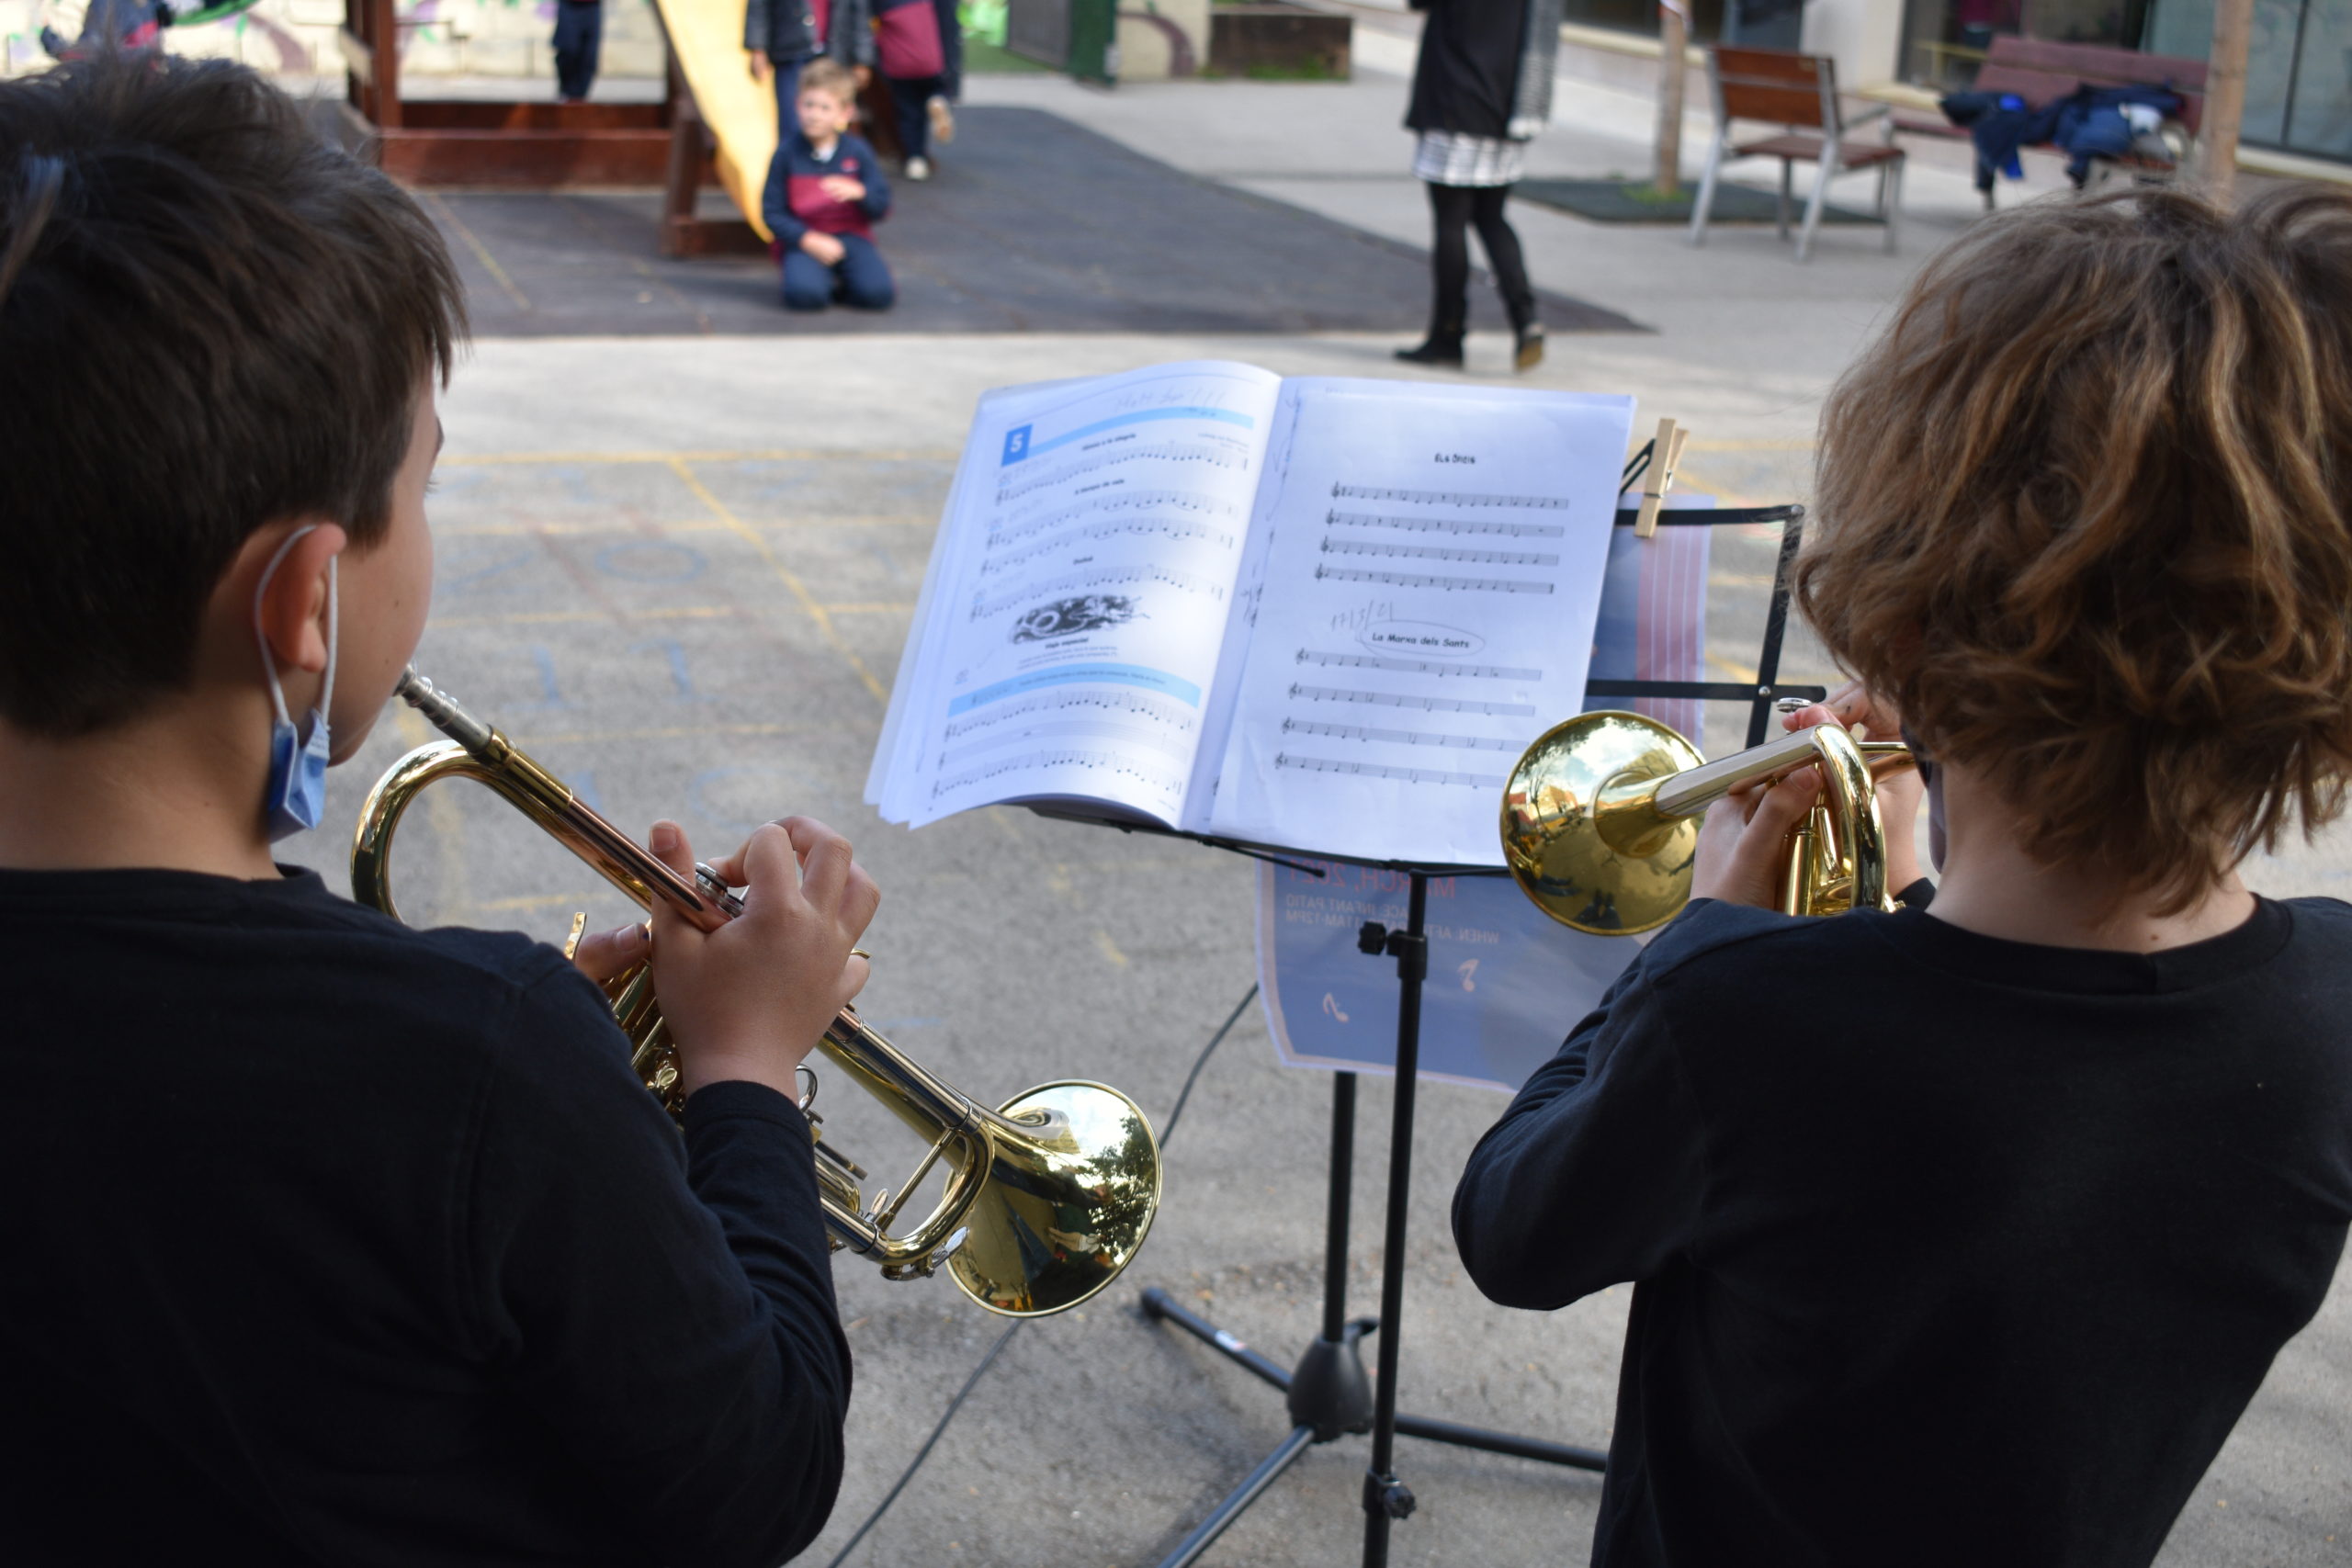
{"left": 1329, "top": 483, "right": 1571, "bottom": 510}
{"left": 970, "top": 564, "right": 1221, "bottom": 621}
{"left": 1327, "top": 511, "right": 1565, "bottom": 539}
{"left": 933, "top": 749, "right": 1184, "bottom": 802}
{"left": 981, "top": 517, "right": 1236, "bottom": 576}
{"left": 1282, "top": 719, "right": 1517, "bottom": 751}
{"left": 1320, "top": 537, "right": 1558, "bottom": 569}
{"left": 994, "top": 440, "right": 1249, "bottom": 503}
{"left": 942, "top": 686, "right": 1198, "bottom": 741}
{"left": 989, "top": 489, "right": 1238, "bottom": 547}
{"left": 941, "top": 719, "right": 1191, "bottom": 770}
{"left": 1313, "top": 564, "right": 1555, "bottom": 594}
{"left": 1274, "top": 752, "right": 1504, "bottom": 788}
{"left": 1288, "top": 682, "right": 1535, "bottom": 716}
{"left": 1295, "top": 649, "right": 1543, "bottom": 682}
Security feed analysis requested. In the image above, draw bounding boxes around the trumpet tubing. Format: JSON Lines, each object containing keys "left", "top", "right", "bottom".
{"left": 353, "top": 669, "right": 1160, "bottom": 1317}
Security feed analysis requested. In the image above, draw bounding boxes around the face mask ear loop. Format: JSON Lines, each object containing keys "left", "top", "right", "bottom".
{"left": 318, "top": 556, "right": 338, "bottom": 725}
{"left": 251, "top": 524, "right": 322, "bottom": 733}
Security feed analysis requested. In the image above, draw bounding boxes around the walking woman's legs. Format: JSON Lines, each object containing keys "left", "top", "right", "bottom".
{"left": 1468, "top": 186, "right": 1535, "bottom": 329}
{"left": 1469, "top": 185, "right": 1544, "bottom": 369}
{"left": 1399, "top": 181, "right": 1474, "bottom": 366}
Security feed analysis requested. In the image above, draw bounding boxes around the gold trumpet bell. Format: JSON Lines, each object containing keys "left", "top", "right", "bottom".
{"left": 1501, "top": 711, "right": 1705, "bottom": 935}
{"left": 948, "top": 1081, "right": 1161, "bottom": 1317}
{"left": 1500, "top": 709, "right": 1903, "bottom": 936}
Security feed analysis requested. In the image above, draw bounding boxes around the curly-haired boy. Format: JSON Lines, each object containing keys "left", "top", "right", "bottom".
{"left": 1455, "top": 186, "right": 2352, "bottom": 1566}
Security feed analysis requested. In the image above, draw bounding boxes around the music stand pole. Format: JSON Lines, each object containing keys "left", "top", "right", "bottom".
{"left": 1357, "top": 874, "right": 1430, "bottom": 1562}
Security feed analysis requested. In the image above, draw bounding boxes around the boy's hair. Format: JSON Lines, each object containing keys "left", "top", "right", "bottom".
{"left": 797, "top": 58, "right": 857, "bottom": 106}
{"left": 0, "top": 53, "right": 464, "bottom": 739}
{"left": 1799, "top": 185, "right": 2352, "bottom": 911}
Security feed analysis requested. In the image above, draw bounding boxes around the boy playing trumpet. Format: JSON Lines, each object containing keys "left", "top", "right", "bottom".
{"left": 1456, "top": 186, "right": 2352, "bottom": 1564}
{"left": 0, "top": 55, "right": 874, "bottom": 1564}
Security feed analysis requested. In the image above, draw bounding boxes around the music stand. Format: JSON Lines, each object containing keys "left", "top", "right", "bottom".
{"left": 1032, "top": 502, "right": 1818, "bottom": 1567}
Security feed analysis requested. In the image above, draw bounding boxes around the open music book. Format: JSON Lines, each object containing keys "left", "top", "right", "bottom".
{"left": 866, "top": 361, "right": 1636, "bottom": 866}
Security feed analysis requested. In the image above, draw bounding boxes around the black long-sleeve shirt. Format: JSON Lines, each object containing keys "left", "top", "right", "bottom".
{"left": 0, "top": 865, "right": 852, "bottom": 1567}
{"left": 1454, "top": 895, "right": 2352, "bottom": 1568}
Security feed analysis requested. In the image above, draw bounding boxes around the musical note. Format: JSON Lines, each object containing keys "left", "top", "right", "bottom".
{"left": 1457, "top": 959, "right": 1479, "bottom": 993}
{"left": 989, "top": 489, "right": 1238, "bottom": 547}
{"left": 933, "top": 749, "right": 1185, "bottom": 801}
{"left": 944, "top": 688, "right": 1198, "bottom": 740}
{"left": 1322, "top": 993, "right": 1351, "bottom": 1023}
{"left": 1313, "top": 564, "right": 1555, "bottom": 594}
{"left": 1327, "top": 511, "right": 1566, "bottom": 539}
{"left": 994, "top": 440, "right": 1251, "bottom": 504}
{"left": 1287, "top": 683, "right": 1535, "bottom": 716}
{"left": 1319, "top": 538, "right": 1560, "bottom": 568}
{"left": 1295, "top": 649, "right": 1543, "bottom": 682}
{"left": 1274, "top": 752, "right": 1504, "bottom": 788}
{"left": 980, "top": 517, "right": 1237, "bottom": 576}
{"left": 1281, "top": 718, "right": 1517, "bottom": 750}
{"left": 970, "top": 565, "right": 1221, "bottom": 622}
{"left": 1329, "top": 484, "right": 1572, "bottom": 510}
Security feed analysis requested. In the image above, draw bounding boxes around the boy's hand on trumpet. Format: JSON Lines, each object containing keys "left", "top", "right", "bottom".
{"left": 642, "top": 816, "right": 881, "bottom": 1100}
{"left": 1690, "top": 681, "right": 1927, "bottom": 909}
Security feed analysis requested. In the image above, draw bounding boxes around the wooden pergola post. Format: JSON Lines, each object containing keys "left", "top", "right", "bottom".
{"left": 1655, "top": 0, "right": 1687, "bottom": 197}
{"left": 2199, "top": 0, "right": 2252, "bottom": 201}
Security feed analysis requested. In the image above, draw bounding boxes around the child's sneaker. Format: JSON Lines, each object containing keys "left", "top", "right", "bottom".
{"left": 927, "top": 95, "right": 956, "bottom": 145}
{"left": 905, "top": 155, "right": 933, "bottom": 181}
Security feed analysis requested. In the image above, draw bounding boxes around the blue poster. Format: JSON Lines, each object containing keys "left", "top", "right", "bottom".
{"left": 1255, "top": 861, "right": 1645, "bottom": 1092}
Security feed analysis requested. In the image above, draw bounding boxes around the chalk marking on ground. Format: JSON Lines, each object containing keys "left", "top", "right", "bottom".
{"left": 421, "top": 191, "right": 531, "bottom": 314}
{"left": 663, "top": 457, "right": 892, "bottom": 705}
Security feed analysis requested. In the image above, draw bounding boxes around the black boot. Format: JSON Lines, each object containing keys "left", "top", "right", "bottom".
{"left": 1396, "top": 329, "right": 1464, "bottom": 367}
{"left": 1513, "top": 321, "right": 1545, "bottom": 371}
{"left": 1392, "top": 341, "right": 1467, "bottom": 368}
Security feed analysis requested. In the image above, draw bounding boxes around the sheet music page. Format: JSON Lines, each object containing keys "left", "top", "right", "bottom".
{"left": 1202, "top": 379, "right": 1634, "bottom": 865}
{"left": 869, "top": 361, "right": 1283, "bottom": 828}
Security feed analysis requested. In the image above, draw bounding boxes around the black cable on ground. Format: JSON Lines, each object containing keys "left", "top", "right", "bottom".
{"left": 821, "top": 1318, "right": 1022, "bottom": 1568}
{"left": 821, "top": 982, "right": 1261, "bottom": 1566}
{"left": 1159, "top": 982, "right": 1257, "bottom": 1152}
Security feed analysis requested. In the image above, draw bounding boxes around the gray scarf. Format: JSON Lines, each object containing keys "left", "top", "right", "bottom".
{"left": 1507, "top": 0, "right": 1563, "bottom": 140}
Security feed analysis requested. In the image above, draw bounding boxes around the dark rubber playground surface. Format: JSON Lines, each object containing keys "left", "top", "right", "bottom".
{"left": 423, "top": 106, "right": 1645, "bottom": 337}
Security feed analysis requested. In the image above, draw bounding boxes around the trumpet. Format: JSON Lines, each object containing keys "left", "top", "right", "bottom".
{"left": 351, "top": 668, "right": 1160, "bottom": 1317}
{"left": 1500, "top": 710, "right": 1913, "bottom": 935}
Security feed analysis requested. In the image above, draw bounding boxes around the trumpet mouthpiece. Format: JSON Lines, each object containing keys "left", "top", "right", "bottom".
{"left": 395, "top": 667, "right": 495, "bottom": 755}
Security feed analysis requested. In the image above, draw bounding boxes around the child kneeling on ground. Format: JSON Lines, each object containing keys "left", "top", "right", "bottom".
{"left": 762, "top": 57, "right": 894, "bottom": 313}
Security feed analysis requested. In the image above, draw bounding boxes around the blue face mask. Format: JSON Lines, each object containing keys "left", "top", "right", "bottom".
{"left": 253, "top": 525, "right": 338, "bottom": 841}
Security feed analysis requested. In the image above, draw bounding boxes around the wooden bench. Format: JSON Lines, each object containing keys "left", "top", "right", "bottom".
{"left": 1893, "top": 35, "right": 2207, "bottom": 207}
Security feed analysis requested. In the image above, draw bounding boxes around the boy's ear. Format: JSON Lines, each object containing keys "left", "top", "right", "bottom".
{"left": 240, "top": 521, "right": 348, "bottom": 679}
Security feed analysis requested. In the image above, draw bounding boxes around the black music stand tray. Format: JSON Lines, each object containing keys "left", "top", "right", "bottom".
{"left": 1046, "top": 503, "right": 1819, "bottom": 1568}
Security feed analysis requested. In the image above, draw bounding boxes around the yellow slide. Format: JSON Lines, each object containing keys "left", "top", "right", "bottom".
{"left": 654, "top": 0, "right": 780, "bottom": 242}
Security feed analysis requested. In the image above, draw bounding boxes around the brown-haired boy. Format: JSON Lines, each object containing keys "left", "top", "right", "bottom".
{"left": 0, "top": 54, "right": 876, "bottom": 1564}
{"left": 1455, "top": 186, "right": 2352, "bottom": 1566}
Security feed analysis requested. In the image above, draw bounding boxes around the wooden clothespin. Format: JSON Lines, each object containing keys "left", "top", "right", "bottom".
{"left": 1633, "top": 417, "right": 1690, "bottom": 538}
